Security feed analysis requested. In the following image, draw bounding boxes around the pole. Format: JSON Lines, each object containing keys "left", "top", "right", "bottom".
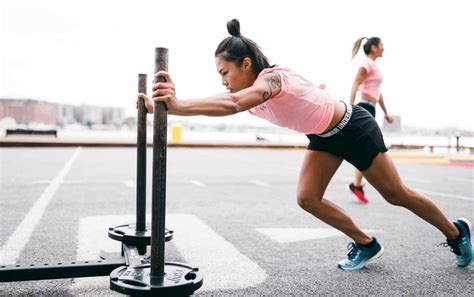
{"left": 150, "top": 47, "right": 168, "bottom": 278}
{"left": 136, "top": 74, "right": 147, "bottom": 232}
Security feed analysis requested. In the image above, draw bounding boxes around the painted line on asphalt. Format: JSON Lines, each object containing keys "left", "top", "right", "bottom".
{"left": 168, "top": 214, "right": 267, "bottom": 291}
{"left": 0, "top": 147, "right": 81, "bottom": 264}
{"left": 32, "top": 180, "right": 51, "bottom": 184}
{"left": 72, "top": 214, "right": 267, "bottom": 292}
{"left": 122, "top": 180, "right": 135, "bottom": 188}
{"left": 404, "top": 177, "right": 432, "bottom": 184}
{"left": 250, "top": 180, "right": 270, "bottom": 187}
{"left": 256, "top": 228, "right": 381, "bottom": 243}
{"left": 62, "top": 180, "right": 83, "bottom": 185}
{"left": 190, "top": 180, "right": 206, "bottom": 187}
{"left": 447, "top": 177, "right": 474, "bottom": 184}
{"left": 412, "top": 187, "right": 473, "bottom": 202}
{"left": 336, "top": 176, "right": 353, "bottom": 183}
{"left": 71, "top": 215, "right": 133, "bottom": 291}
{"left": 33, "top": 180, "right": 83, "bottom": 185}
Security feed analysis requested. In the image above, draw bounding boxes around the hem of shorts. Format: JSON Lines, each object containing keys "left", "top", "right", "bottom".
{"left": 358, "top": 147, "right": 389, "bottom": 171}
{"left": 306, "top": 144, "right": 388, "bottom": 171}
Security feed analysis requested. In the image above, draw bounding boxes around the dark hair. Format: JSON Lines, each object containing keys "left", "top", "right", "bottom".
{"left": 352, "top": 37, "right": 381, "bottom": 59}
{"left": 215, "top": 19, "right": 273, "bottom": 74}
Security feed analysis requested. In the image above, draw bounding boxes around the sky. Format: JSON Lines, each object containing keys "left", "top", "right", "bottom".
{"left": 1, "top": 0, "right": 473, "bottom": 129}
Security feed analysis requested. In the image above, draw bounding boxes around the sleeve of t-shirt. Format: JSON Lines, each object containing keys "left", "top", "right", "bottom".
{"left": 360, "top": 59, "right": 373, "bottom": 75}
{"left": 248, "top": 67, "right": 285, "bottom": 115}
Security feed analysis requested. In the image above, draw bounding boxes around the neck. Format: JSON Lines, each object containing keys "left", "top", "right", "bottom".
{"left": 368, "top": 54, "right": 378, "bottom": 61}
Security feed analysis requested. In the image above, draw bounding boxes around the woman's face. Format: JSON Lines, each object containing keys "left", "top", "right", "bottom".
{"left": 215, "top": 56, "right": 256, "bottom": 93}
{"left": 372, "top": 41, "right": 385, "bottom": 57}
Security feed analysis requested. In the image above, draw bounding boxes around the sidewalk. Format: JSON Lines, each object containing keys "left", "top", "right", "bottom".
{"left": 1, "top": 136, "right": 473, "bottom": 168}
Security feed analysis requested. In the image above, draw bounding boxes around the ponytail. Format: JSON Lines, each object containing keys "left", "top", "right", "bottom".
{"left": 352, "top": 37, "right": 367, "bottom": 60}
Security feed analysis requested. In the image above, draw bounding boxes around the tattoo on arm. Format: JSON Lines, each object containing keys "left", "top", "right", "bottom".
{"left": 262, "top": 74, "right": 281, "bottom": 101}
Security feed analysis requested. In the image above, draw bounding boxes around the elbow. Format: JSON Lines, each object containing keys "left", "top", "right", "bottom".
{"left": 216, "top": 104, "right": 239, "bottom": 116}
{"left": 208, "top": 102, "right": 240, "bottom": 117}
{"left": 229, "top": 103, "right": 242, "bottom": 115}
{"left": 226, "top": 95, "right": 243, "bottom": 115}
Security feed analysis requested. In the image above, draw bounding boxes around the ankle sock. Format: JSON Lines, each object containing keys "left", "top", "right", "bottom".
{"left": 356, "top": 238, "right": 377, "bottom": 249}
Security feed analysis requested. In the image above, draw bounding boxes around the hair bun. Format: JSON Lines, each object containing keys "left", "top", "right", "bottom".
{"left": 227, "top": 19, "right": 241, "bottom": 37}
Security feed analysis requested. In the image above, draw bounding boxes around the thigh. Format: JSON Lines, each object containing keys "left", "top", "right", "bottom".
{"left": 297, "top": 150, "right": 343, "bottom": 199}
{"left": 362, "top": 152, "right": 405, "bottom": 197}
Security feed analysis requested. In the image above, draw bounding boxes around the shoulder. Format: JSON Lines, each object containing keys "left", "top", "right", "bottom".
{"left": 256, "top": 67, "right": 285, "bottom": 88}
{"left": 254, "top": 68, "right": 284, "bottom": 101}
{"left": 258, "top": 66, "right": 292, "bottom": 76}
{"left": 360, "top": 59, "right": 374, "bottom": 74}
{"left": 361, "top": 58, "right": 375, "bottom": 68}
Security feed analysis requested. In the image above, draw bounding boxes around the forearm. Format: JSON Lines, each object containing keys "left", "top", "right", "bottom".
{"left": 350, "top": 68, "right": 366, "bottom": 105}
{"left": 171, "top": 94, "right": 240, "bottom": 117}
{"left": 379, "top": 95, "right": 388, "bottom": 114}
{"left": 349, "top": 87, "right": 358, "bottom": 105}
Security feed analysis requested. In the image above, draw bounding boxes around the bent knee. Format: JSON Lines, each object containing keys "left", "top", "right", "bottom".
{"left": 296, "top": 192, "right": 323, "bottom": 211}
{"left": 380, "top": 186, "right": 410, "bottom": 206}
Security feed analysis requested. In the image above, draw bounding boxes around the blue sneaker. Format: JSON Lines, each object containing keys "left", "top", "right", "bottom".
{"left": 446, "top": 218, "right": 472, "bottom": 267}
{"left": 338, "top": 237, "right": 384, "bottom": 271}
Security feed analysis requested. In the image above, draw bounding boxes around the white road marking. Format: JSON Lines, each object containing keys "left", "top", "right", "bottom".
{"left": 447, "top": 177, "right": 474, "bottom": 184}
{"left": 122, "top": 180, "right": 135, "bottom": 188}
{"left": 33, "top": 180, "right": 83, "bottom": 185}
{"left": 62, "top": 180, "right": 83, "bottom": 185}
{"left": 190, "top": 180, "right": 206, "bottom": 187}
{"left": 0, "top": 147, "right": 81, "bottom": 264}
{"left": 32, "top": 180, "right": 51, "bottom": 184}
{"left": 405, "top": 177, "right": 432, "bottom": 184}
{"left": 256, "top": 228, "right": 381, "bottom": 244}
{"left": 71, "top": 215, "right": 134, "bottom": 291}
{"left": 168, "top": 214, "right": 267, "bottom": 291}
{"left": 72, "top": 214, "right": 267, "bottom": 292}
{"left": 249, "top": 180, "right": 270, "bottom": 187}
{"left": 336, "top": 176, "right": 354, "bottom": 183}
{"left": 412, "top": 188, "right": 473, "bottom": 202}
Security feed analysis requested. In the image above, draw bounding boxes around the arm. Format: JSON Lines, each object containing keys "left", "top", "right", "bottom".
{"left": 378, "top": 94, "right": 394, "bottom": 123}
{"left": 349, "top": 67, "right": 367, "bottom": 105}
{"left": 139, "top": 71, "right": 281, "bottom": 117}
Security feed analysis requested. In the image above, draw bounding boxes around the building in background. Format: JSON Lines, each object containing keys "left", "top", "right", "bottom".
{"left": 0, "top": 99, "right": 57, "bottom": 125}
{"left": 0, "top": 98, "right": 124, "bottom": 127}
{"left": 57, "top": 104, "right": 76, "bottom": 126}
{"left": 102, "top": 107, "right": 125, "bottom": 126}
{"left": 73, "top": 104, "right": 103, "bottom": 127}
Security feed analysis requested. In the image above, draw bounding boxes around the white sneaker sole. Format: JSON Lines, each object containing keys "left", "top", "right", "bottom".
{"left": 339, "top": 245, "right": 385, "bottom": 271}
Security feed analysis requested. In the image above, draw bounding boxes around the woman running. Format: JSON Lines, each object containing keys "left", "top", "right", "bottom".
{"left": 138, "top": 19, "right": 472, "bottom": 270}
{"left": 348, "top": 37, "right": 394, "bottom": 204}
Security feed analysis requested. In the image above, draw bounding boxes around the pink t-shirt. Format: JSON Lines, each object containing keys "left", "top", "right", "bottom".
{"left": 358, "top": 58, "right": 383, "bottom": 101}
{"left": 248, "top": 67, "right": 336, "bottom": 134}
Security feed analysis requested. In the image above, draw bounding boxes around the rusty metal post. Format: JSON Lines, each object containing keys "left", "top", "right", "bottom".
{"left": 150, "top": 47, "right": 168, "bottom": 278}
{"left": 136, "top": 74, "right": 147, "bottom": 233}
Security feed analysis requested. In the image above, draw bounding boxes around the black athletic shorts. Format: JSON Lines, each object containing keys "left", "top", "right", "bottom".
{"left": 357, "top": 102, "right": 376, "bottom": 117}
{"left": 306, "top": 105, "right": 388, "bottom": 171}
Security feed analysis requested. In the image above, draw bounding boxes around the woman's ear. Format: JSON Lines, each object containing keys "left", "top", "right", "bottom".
{"left": 371, "top": 44, "right": 378, "bottom": 54}
{"left": 243, "top": 57, "right": 252, "bottom": 72}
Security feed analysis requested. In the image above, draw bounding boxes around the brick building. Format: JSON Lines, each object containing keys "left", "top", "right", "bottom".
{"left": 0, "top": 99, "right": 57, "bottom": 125}
{"left": 0, "top": 99, "right": 125, "bottom": 127}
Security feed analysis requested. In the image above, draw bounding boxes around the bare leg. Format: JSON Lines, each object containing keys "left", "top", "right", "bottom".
{"left": 353, "top": 169, "right": 364, "bottom": 187}
{"left": 297, "top": 150, "right": 372, "bottom": 244}
{"left": 362, "top": 152, "right": 459, "bottom": 239}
